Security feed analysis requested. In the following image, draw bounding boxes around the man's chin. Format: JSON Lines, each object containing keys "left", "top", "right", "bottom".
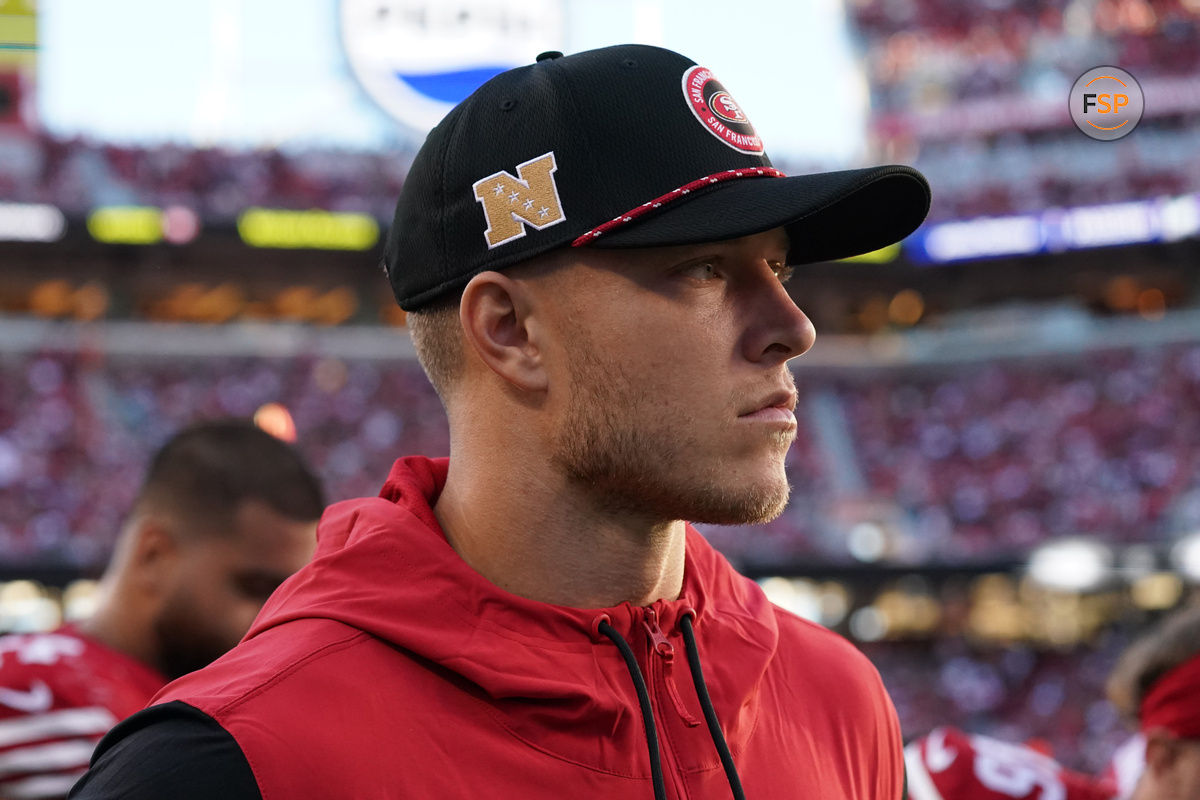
{"left": 685, "top": 478, "right": 791, "bottom": 526}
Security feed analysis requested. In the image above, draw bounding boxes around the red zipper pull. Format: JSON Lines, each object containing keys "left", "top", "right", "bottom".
{"left": 643, "top": 608, "right": 701, "bottom": 727}
{"left": 642, "top": 608, "right": 674, "bottom": 660}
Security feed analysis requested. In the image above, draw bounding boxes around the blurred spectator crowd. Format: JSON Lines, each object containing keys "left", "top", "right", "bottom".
{"left": 848, "top": 0, "right": 1200, "bottom": 220}
{"left": 706, "top": 342, "right": 1200, "bottom": 568}
{"left": 836, "top": 344, "right": 1200, "bottom": 563}
{"left": 3, "top": 339, "right": 1198, "bottom": 569}
{"left": 851, "top": 0, "right": 1200, "bottom": 113}
{"left": 0, "top": 348, "right": 446, "bottom": 565}
{"left": 2, "top": 122, "right": 1197, "bottom": 232}
{"left": 0, "top": 130, "right": 413, "bottom": 223}
{"left": 912, "top": 120, "right": 1200, "bottom": 221}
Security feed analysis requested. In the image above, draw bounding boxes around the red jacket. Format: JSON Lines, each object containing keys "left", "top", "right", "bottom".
{"left": 154, "top": 456, "right": 904, "bottom": 799}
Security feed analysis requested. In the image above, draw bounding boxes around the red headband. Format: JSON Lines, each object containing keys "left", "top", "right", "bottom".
{"left": 1140, "top": 652, "right": 1200, "bottom": 738}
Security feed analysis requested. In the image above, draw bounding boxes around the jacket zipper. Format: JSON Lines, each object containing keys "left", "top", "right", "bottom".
{"left": 643, "top": 612, "right": 703, "bottom": 728}
{"left": 642, "top": 607, "right": 695, "bottom": 800}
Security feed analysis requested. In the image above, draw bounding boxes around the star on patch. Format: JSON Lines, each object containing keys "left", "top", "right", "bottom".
{"left": 493, "top": 183, "right": 505, "bottom": 196}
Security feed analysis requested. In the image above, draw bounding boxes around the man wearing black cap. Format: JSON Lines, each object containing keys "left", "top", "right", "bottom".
{"left": 71, "top": 45, "right": 930, "bottom": 799}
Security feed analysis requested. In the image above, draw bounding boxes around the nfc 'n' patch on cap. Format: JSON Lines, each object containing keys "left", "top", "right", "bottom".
{"left": 384, "top": 44, "right": 931, "bottom": 311}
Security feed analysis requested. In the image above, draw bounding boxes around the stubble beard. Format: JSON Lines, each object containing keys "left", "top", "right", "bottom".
{"left": 153, "top": 591, "right": 236, "bottom": 680}
{"left": 550, "top": 335, "right": 792, "bottom": 526}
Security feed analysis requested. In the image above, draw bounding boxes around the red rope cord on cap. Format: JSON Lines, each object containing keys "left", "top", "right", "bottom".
{"left": 1140, "top": 651, "right": 1200, "bottom": 738}
{"left": 571, "top": 167, "right": 786, "bottom": 247}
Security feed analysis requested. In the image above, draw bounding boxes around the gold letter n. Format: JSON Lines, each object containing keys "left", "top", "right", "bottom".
{"left": 472, "top": 152, "right": 566, "bottom": 249}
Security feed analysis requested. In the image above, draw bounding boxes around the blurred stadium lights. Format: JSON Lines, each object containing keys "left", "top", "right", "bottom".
{"left": 236, "top": 208, "right": 379, "bottom": 251}
{"left": 758, "top": 577, "right": 851, "bottom": 629}
{"left": 848, "top": 605, "right": 888, "bottom": 642}
{"left": 87, "top": 206, "right": 168, "bottom": 246}
{"left": 1170, "top": 530, "right": 1200, "bottom": 582}
{"left": 1058, "top": 201, "right": 1159, "bottom": 250}
{"left": 847, "top": 521, "right": 888, "bottom": 562}
{"left": 143, "top": 283, "right": 360, "bottom": 326}
{"left": 62, "top": 580, "right": 99, "bottom": 622}
{"left": 968, "top": 574, "right": 1025, "bottom": 642}
{"left": 86, "top": 205, "right": 201, "bottom": 246}
{"left": 1026, "top": 537, "right": 1115, "bottom": 593}
{"left": 253, "top": 402, "right": 298, "bottom": 443}
{"left": 907, "top": 193, "right": 1200, "bottom": 264}
{"left": 1129, "top": 572, "right": 1183, "bottom": 611}
{"left": 919, "top": 215, "right": 1043, "bottom": 263}
{"left": 887, "top": 289, "right": 924, "bottom": 327}
{"left": 29, "top": 279, "right": 109, "bottom": 321}
{"left": 755, "top": 541, "right": 1198, "bottom": 643}
{"left": 874, "top": 582, "right": 940, "bottom": 637}
{"left": 0, "top": 580, "right": 61, "bottom": 633}
{"left": 0, "top": 580, "right": 98, "bottom": 634}
{"left": 1137, "top": 288, "right": 1167, "bottom": 321}
{"left": 0, "top": 202, "right": 66, "bottom": 242}
{"left": 1104, "top": 275, "right": 1142, "bottom": 312}
{"left": 161, "top": 206, "right": 202, "bottom": 244}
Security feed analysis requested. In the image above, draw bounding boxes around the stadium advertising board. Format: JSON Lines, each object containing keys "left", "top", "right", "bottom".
{"left": 907, "top": 193, "right": 1200, "bottom": 264}
{"left": 340, "top": 0, "right": 564, "bottom": 132}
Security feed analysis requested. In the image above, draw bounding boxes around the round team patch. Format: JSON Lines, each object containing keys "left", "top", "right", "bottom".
{"left": 681, "top": 66, "right": 763, "bottom": 154}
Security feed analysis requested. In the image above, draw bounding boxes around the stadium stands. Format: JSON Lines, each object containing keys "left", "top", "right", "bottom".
{"left": 0, "top": 131, "right": 413, "bottom": 223}
{"left": 836, "top": 343, "right": 1200, "bottom": 561}
{"left": 3, "top": 316, "right": 1198, "bottom": 572}
{"left": 847, "top": 0, "right": 1200, "bottom": 221}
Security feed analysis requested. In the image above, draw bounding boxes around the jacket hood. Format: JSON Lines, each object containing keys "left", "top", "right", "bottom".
{"left": 246, "top": 456, "right": 780, "bottom": 767}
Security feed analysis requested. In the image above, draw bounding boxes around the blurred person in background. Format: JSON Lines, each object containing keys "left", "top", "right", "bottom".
{"left": 904, "top": 725, "right": 1118, "bottom": 800}
{"left": 902, "top": 602, "right": 1200, "bottom": 800}
{"left": 0, "top": 420, "right": 323, "bottom": 800}
{"left": 1105, "top": 603, "right": 1200, "bottom": 800}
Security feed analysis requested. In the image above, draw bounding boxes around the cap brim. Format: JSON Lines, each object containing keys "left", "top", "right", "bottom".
{"left": 587, "top": 164, "right": 931, "bottom": 264}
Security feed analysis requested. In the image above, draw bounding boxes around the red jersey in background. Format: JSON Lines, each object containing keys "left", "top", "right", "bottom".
{"left": 905, "top": 726, "right": 1119, "bottom": 800}
{"left": 0, "top": 627, "right": 164, "bottom": 799}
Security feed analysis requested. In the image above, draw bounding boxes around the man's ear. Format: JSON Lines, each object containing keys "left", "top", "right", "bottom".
{"left": 126, "top": 516, "right": 182, "bottom": 596}
{"left": 1143, "top": 728, "right": 1180, "bottom": 774}
{"left": 459, "top": 270, "right": 548, "bottom": 393}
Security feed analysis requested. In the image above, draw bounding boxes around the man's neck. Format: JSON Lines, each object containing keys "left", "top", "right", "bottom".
{"left": 75, "top": 588, "right": 159, "bottom": 672}
{"left": 433, "top": 458, "right": 687, "bottom": 609}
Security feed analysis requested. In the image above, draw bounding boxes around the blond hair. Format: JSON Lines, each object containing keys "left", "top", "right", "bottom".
{"left": 407, "top": 295, "right": 464, "bottom": 403}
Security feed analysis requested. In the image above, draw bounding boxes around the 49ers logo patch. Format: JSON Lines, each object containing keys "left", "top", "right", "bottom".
{"left": 682, "top": 66, "right": 763, "bottom": 155}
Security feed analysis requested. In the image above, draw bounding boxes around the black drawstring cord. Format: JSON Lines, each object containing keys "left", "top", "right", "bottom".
{"left": 680, "top": 614, "right": 746, "bottom": 800}
{"left": 597, "top": 620, "right": 668, "bottom": 800}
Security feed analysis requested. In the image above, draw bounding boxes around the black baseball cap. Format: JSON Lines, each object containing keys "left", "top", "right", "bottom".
{"left": 385, "top": 44, "right": 931, "bottom": 311}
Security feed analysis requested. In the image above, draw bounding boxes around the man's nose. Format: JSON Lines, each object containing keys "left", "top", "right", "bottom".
{"left": 742, "top": 269, "right": 816, "bottom": 364}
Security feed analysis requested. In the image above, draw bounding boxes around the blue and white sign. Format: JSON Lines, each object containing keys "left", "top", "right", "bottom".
{"left": 904, "top": 193, "right": 1200, "bottom": 264}
{"left": 340, "top": 0, "right": 565, "bottom": 133}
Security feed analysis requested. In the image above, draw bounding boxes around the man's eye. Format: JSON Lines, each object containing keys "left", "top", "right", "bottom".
{"left": 771, "top": 262, "right": 795, "bottom": 283}
{"left": 680, "top": 261, "right": 719, "bottom": 280}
